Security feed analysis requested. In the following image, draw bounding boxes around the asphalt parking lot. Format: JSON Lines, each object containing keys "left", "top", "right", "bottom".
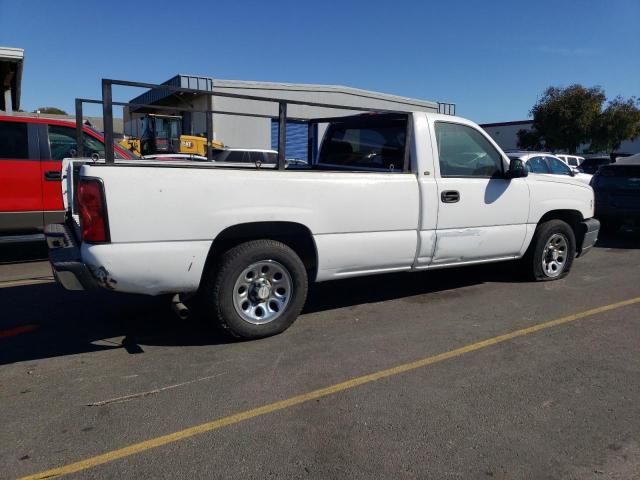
{"left": 1, "top": 230, "right": 639, "bottom": 480}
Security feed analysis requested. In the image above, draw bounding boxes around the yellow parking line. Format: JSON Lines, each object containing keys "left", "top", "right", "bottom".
{"left": 19, "top": 295, "right": 640, "bottom": 480}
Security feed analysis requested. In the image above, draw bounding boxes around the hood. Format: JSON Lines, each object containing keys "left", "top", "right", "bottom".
{"left": 530, "top": 173, "right": 592, "bottom": 189}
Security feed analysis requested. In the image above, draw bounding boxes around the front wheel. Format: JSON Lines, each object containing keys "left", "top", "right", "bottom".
{"left": 523, "top": 220, "right": 576, "bottom": 281}
{"left": 202, "top": 240, "right": 308, "bottom": 339}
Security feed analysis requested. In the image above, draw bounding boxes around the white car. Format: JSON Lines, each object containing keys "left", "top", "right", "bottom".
{"left": 47, "top": 112, "right": 600, "bottom": 339}
{"left": 508, "top": 152, "right": 593, "bottom": 185}
{"left": 556, "top": 154, "right": 585, "bottom": 169}
{"left": 142, "top": 149, "right": 279, "bottom": 164}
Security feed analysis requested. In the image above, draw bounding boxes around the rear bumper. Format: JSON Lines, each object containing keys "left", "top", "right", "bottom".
{"left": 578, "top": 218, "right": 600, "bottom": 257}
{"left": 46, "top": 223, "right": 211, "bottom": 295}
{"left": 45, "top": 223, "right": 96, "bottom": 291}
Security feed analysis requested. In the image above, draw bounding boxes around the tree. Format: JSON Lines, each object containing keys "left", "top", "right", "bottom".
{"left": 529, "top": 85, "right": 605, "bottom": 153}
{"left": 590, "top": 96, "right": 640, "bottom": 153}
{"left": 33, "top": 107, "right": 68, "bottom": 115}
{"left": 517, "top": 128, "right": 544, "bottom": 150}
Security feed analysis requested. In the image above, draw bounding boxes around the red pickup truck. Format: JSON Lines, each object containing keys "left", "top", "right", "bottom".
{"left": 0, "top": 115, "right": 133, "bottom": 234}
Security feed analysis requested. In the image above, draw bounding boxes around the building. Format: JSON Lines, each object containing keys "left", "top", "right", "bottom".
{"left": 480, "top": 120, "right": 534, "bottom": 151}
{"left": 0, "top": 46, "right": 24, "bottom": 113}
{"left": 125, "top": 74, "right": 453, "bottom": 160}
{"left": 482, "top": 119, "right": 640, "bottom": 154}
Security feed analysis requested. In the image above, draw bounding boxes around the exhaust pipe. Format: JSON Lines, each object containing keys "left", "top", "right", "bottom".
{"left": 171, "top": 294, "right": 190, "bottom": 320}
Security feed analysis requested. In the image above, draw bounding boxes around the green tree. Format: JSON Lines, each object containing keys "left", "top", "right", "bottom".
{"left": 516, "top": 128, "right": 544, "bottom": 150}
{"left": 33, "top": 107, "right": 68, "bottom": 115}
{"left": 590, "top": 96, "right": 640, "bottom": 153}
{"left": 529, "top": 85, "right": 605, "bottom": 153}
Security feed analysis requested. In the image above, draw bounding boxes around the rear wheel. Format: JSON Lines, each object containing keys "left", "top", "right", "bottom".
{"left": 523, "top": 220, "right": 576, "bottom": 281}
{"left": 202, "top": 240, "right": 308, "bottom": 339}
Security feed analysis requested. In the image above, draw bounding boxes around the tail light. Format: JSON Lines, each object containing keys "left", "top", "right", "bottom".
{"left": 77, "top": 178, "right": 110, "bottom": 243}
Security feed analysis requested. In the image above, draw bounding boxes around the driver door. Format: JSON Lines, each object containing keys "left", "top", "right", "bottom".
{"left": 431, "top": 121, "right": 529, "bottom": 265}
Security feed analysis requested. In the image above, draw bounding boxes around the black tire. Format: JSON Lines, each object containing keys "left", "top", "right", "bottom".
{"left": 202, "top": 239, "right": 308, "bottom": 339}
{"left": 523, "top": 219, "right": 576, "bottom": 281}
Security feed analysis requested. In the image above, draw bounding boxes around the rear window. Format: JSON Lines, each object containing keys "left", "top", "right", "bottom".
{"left": 0, "top": 121, "right": 29, "bottom": 159}
{"left": 318, "top": 116, "right": 407, "bottom": 171}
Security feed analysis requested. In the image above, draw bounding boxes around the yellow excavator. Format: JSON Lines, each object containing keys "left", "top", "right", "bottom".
{"left": 119, "top": 114, "right": 223, "bottom": 157}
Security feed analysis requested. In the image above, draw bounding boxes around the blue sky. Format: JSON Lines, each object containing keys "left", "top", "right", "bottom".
{"left": 1, "top": 0, "right": 638, "bottom": 123}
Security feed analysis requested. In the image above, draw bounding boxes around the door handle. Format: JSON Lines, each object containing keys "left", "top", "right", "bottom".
{"left": 441, "top": 190, "right": 460, "bottom": 203}
{"left": 44, "top": 171, "right": 62, "bottom": 181}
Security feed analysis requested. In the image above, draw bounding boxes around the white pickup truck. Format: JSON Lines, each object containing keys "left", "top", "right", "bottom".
{"left": 46, "top": 112, "right": 600, "bottom": 339}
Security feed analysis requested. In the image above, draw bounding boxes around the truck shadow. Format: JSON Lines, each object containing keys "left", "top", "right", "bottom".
{"left": 304, "top": 261, "right": 520, "bottom": 314}
{"left": 0, "top": 240, "right": 48, "bottom": 264}
{"left": 0, "top": 261, "right": 522, "bottom": 365}
{"left": 2, "top": 229, "right": 635, "bottom": 365}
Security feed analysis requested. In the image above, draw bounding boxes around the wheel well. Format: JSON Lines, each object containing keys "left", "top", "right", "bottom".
{"left": 203, "top": 222, "right": 318, "bottom": 282}
{"left": 538, "top": 210, "right": 585, "bottom": 251}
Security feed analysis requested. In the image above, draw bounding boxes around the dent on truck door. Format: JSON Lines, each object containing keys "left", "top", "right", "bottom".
{"left": 0, "top": 121, "right": 44, "bottom": 232}
{"left": 432, "top": 122, "right": 528, "bottom": 264}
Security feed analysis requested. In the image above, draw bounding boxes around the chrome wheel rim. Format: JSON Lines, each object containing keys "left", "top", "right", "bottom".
{"left": 542, "top": 233, "right": 568, "bottom": 278}
{"left": 232, "top": 260, "right": 293, "bottom": 325}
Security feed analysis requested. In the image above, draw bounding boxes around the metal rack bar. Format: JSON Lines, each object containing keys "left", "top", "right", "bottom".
{"left": 75, "top": 98, "right": 84, "bottom": 158}
{"left": 96, "top": 78, "right": 409, "bottom": 166}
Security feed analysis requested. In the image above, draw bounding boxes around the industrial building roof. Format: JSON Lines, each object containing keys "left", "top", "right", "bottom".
{"left": 129, "top": 74, "right": 439, "bottom": 111}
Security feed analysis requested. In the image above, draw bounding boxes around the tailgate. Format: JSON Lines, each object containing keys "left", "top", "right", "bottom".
{"left": 61, "top": 158, "right": 100, "bottom": 225}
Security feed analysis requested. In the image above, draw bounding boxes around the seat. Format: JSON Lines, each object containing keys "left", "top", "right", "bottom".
{"left": 380, "top": 144, "right": 402, "bottom": 171}
{"left": 324, "top": 141, "right": 353, "bottom": 165}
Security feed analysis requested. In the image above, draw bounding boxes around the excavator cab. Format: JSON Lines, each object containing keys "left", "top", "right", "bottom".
{"left": 140, "top": 114, "right": 182, "bottom": 156}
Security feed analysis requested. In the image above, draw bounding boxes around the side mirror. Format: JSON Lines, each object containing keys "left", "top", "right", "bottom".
{"left": 507, "top": 158, "right": 528, "bottom": 178}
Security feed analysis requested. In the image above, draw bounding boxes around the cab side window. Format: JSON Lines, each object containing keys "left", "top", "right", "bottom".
{"left": 547, "top": 157, "right": 572, "bottom": 175}
{"left": 435, "top": 122, "right": 503, "bottom": 177}
{"left": 0, "top": 121, "right": 29, "bottom": 159}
